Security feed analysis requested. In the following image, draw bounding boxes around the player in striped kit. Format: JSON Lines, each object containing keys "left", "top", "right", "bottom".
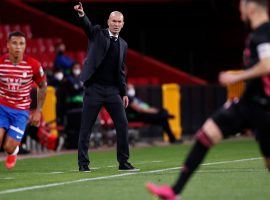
{"left": 0, "top": 31, "right": 47, "bottom": 169}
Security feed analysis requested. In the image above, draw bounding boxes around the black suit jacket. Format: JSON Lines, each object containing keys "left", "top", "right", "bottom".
{"left": 79, "top": 15, "right": 128, "bottom": 96}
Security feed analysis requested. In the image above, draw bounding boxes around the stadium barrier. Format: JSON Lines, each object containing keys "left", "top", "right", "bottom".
{"left": 226, "top": 70, "right": 245, "bottom": 100}
{"left": 162, "top": 84, "right": 182, "bottom": 140}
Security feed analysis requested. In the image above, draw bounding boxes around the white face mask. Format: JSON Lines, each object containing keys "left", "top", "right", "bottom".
{"left": 54, "top": 72, "right": 64, "bottom": 81}
{"left": 73, "top": 69, "right": 81, "bottom": 76}
{"left": 127, "top": 88, "right": 136, "bottom": 97}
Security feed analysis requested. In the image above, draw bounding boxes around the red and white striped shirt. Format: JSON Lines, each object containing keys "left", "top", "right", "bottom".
{"left": 0, "top": 54, "right": 45, "bottom": 110}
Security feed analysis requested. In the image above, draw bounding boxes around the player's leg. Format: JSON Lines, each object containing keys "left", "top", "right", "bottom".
{"left": 146, "top": 119, "right": 222, "bottom": 200}
{"left": 3, "top": 136, "right": 20, "bottom": 169}
{"left": 252, "top": 103, "right": 270, "bottom": 172}
{"left": 146, "top": 100, "right": 246, "bottom": 200}
{"left": 3, "top": 136, "right": 20, "bottom": 154}
{"left": 256, "top": 132, "right": 270, "bottom": 171}
{"left": 3, "top": 108, "right": 29, "bottom": 170}
{"left": 170, "top": 119, "right": 222, "bottom": 193}
{"left": 0, "top": 104, "right": 10, "bottom": 147}
{"left": 0, "top": 128, "right": 6, "bottom": 148}
{"left": 257, "top": 136, "right": 270, "bottom": 171}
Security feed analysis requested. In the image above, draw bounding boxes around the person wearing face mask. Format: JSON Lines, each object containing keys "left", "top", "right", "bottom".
{"left": 64, "top": 62, "right": 84, "bottom": 108}
{"left": 47, "top": 68, "right": 64, "bottom": 88}
{"left": 56, "top": 62, "right": 84, "bottom": 127}
{"left": 55, "top": 71, "right": 64, "bottom": 82}
{"left": 54, "top": 43, "right": 75, "bottom": 75}
{"left": 126, "top": 84, "right": 177, "bottom": 144}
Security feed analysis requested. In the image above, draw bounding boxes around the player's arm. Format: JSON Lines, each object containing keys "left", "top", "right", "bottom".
{"left": 36, "top": 79, "right": 47, "bottom": 113}
{"left": 29, "top": 80, "right": 47, "bottom": 126}
{"left": 219, "top": 43, "right": 270, "bottom": 85}
{"left": 74, "top": 2, "right": 95, "bottom": 38}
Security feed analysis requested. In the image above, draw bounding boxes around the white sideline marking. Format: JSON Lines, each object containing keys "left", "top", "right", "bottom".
{"left": 69, "top": 161, "right": 163, "bottom": 172}
{"left": 69, "top": 167, "right": 101, "bottom": 172}
{"left": 0, "top": 157, "right": 262, "bottom": 195}
{"left": 0, "top": 178, "right": 14, "bottom": 180}
{"left": 106, "top": 160, "right": 163, "bottom": 168}
{"left": 44, "top": 172, "right": 64, "bottom": 174}
{"left": 201, "top": 157, "right": 261, "bottom": 166}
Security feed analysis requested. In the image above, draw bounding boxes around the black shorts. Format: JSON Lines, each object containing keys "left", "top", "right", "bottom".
{"left": 211, "top": 98, "right": 270, "bottom": 157}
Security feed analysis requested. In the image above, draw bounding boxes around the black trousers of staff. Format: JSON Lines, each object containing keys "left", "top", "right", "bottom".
{"left": 78, "top": 83, "right": 129, "bottom": 167}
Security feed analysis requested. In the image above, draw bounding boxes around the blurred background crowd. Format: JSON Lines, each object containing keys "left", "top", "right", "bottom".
{"left": 0, "top": 0, "right": 245, "bottom": 154}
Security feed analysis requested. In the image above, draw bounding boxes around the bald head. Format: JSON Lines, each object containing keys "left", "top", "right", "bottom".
{"left": 243, "top": 0, "right": 268, "bottom": 8}
{"left": 109, "top": 11, "right": 124, "bottom": 20}
{"left": 107, "top": 11, "right": 124, "bottom": 36}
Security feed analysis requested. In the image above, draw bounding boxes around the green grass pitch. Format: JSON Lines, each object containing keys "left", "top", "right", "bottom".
{"left": 0, "top": 138, "right": 269, "bottom": 200}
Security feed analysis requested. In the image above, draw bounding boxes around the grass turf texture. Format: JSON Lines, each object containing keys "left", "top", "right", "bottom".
{"left": 0, "top": 138, "right": 269, "bottom": 200}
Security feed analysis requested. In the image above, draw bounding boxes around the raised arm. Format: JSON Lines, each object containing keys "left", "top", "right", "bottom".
{"left": 74, "top": 2, "right": 84, "bottom": 16}
{"left": 74, "top": 2, "right": 95, "bottom": 39}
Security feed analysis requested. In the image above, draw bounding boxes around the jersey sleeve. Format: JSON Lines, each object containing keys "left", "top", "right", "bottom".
{"left": 255, "top": 32, "right": 270, "bottom": 59}
{"left": 31, "top": 58, "right": 46, "bottom": 85}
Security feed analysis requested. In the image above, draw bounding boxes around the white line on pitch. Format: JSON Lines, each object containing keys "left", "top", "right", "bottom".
{"left": 0, "top": 157, "right": 262, "bottom": 195}
{"left": 0, "top": 177, "right": 14, "bottom": 180}
{"left": 67, "top": 161, "right": 164, "bottom": 172}
{"left": 106, "top": 160, "right": 163, "bottom": 168}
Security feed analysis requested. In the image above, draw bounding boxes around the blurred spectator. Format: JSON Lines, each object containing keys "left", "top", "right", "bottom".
{"left": 126, "top": 84, "right": 177, "bottom": 143}
{"left": 47, "top": 68, "right": 65, "bottom": 88}
{"left": 54, "top": 43, "right": 74, "bottom": 74}
{"left": 56, "top": 62, "right": 83, "bottom": 126}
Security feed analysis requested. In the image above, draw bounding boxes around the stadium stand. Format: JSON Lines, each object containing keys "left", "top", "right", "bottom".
{"left": 0, "top": 0, "right": 215, "bottom": 149}
{"left": 0, "top": 0, "right": 207, "bottom": 85}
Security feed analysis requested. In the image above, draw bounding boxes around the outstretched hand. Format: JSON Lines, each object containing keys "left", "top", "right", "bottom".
{"left": 74, "top": 2, "right": 84, "bottom": 16}
{"left": 219, "top": 71, "right": 241, "bottom": 86}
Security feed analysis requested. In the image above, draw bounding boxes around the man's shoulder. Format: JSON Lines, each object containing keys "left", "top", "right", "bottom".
{"left": 94, "top": 25, "right": 102, "bottom": 31}
{"left": 88, "top": 25, "right": 105, "bottom": 38}
{"left": 0, "top": 54, "right": 9, "bottom": 63}
{"left": 252, "top": 23, "right": 270, "bottom": 43}
{"left": 25, "top": 56, "right": 41, "bottom": 67}
{"left": 119, "top": 37, "right": 127, "bottom": 46}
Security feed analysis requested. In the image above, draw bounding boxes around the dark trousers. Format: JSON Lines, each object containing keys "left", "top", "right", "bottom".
{"left": 78, "top": 83, "right": 129, "bottom": 167}
{"left": 129, "top": 108, "right": 176, "bottom": 142}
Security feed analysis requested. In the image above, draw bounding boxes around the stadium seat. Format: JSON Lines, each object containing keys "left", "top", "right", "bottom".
{"left": 128, "top": 77, "right": 160, "bottom": 86}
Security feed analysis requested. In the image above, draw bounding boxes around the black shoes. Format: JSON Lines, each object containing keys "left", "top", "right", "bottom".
{"left": 79, "top": 163, "right": 139, "bottom": 172}
{"left": 79, "top": 165, "right": 91, "bottom": 172}
{"left": 119, "top": 162, "right": 140, "bottom": 172}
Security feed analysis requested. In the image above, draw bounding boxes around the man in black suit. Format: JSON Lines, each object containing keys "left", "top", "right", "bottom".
{"left": 74, "top": 2, "right": 139, "bottom": 172}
